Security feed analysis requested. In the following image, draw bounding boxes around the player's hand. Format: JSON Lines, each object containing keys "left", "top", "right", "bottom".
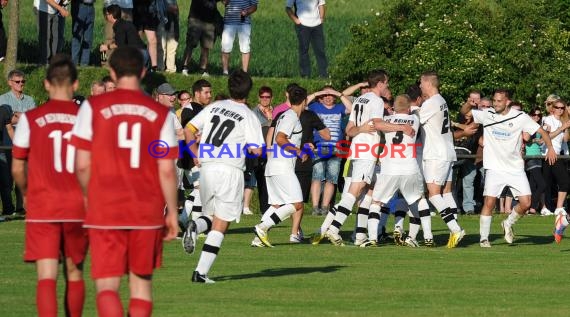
{"left": 360, "top": 120, "right": 376, "bottom": 133}
{"left": 402, "top": 124, "right": 416, "bottom": 137}
{"left": 463, "top": 123, "right": 478, "bottom": 136}
{"left": 545, "top": 148, "right": 557, "bottom": 166}
{"left": 300, "top": 153, "right": 309, "bottom": 163}
{"left": 193, "top": 157, "right": 201, "bottom": 167}
{"left": 163, "top": 209, "right": 179, "bottom": 241}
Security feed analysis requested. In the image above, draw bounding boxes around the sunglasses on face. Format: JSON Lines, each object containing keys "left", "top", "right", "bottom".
{"left": 531, "top": 113, "right": 541, "bottom": 116}
{"left": 554, "top": 106, "right": 565, "bottom": 110}
{"left": 259, "top": 95, "right": 272, "bottom": 99}
{"left": 11, "top": 79, "right": 25, "bottom": 84}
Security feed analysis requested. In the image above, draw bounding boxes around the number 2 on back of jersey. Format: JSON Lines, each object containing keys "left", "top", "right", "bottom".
{"left": 441, "top": 109, "right": 451, "bottom": 134}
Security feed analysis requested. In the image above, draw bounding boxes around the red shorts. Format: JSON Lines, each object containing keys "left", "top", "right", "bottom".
{"left": 88, "top": 228, "right": 164, "bottom": 279}
{"left": 24, "top": 222, "right": 88, "bottom": 265}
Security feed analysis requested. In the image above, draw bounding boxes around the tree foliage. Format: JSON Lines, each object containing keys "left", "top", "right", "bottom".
{"left": 331, "top": 0, "right": 570, "bottom": 109}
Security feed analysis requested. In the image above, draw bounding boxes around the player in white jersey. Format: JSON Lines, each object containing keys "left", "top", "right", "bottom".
{"left": 254, "top": 85, "right": 309, "bottom": 247}
{"left": 470, "top": 89, "right": 556, "bottom": 247}
{"left": 312, "top": 69, "right": 414, "bottom": 246}
{"left": 418, "top": 71, "right": 464, "bottom": 248}
{"left": 362, "top": 95, "right": 423, "bottom": 247}
{"left": 184, "top": 70, "right": 264, "bottom": 283}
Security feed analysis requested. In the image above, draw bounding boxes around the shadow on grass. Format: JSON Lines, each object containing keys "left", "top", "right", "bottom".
{"left": 213, "top": 265, "right": 347, "bottom": 281}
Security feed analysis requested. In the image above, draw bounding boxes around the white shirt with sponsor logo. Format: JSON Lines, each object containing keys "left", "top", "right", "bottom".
{"left": 472, "top": 108, "right": 539, "bottom": 172}
{"left": 189, "top": 99, "right": 264, "bottom": 171}
{"left": 418, "top": 94, "right": 456, "bottom": 161}
{"left": 265, "top": 109, "right": 303, "bottom": 176}
{"left": 348, "top": 92, "right": 384, "bottom": 161}
{"left": 380, "top": 113, "right": 421, "bottom": 175}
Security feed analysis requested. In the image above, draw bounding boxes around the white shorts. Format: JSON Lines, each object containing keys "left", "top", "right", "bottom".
{"left": 199, "top": 164, "right": 244, "bottom": 222}
{"left": 484, "top": 169, "right": 531, "bottom": 198}
{"left": 221, "top": 24, "right": 251, "bottom": 53}
{"left": 350, "top": 160, "right": 376, "bottom": 184}
{"left": 423, "top": 160, "right": 452, "bottom": 185}
{"left": 266, "top": 173, "right": 303, "bottom": 205}
{"left": 372, "top": 174, "right": 424, "bottom": 204}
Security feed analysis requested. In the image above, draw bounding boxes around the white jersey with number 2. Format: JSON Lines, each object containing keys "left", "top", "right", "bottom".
{"left": 418, "top": 94, "right": 456, "bottom": 161}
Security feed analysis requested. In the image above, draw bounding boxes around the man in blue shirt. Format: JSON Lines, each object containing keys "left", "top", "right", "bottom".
{"left": 308, "top": 86, "right": 351, "bottom": 215}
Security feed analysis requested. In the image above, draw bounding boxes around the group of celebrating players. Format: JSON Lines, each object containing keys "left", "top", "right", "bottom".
{"left": 16, "top": 44, "right": 568, "bottom": 316}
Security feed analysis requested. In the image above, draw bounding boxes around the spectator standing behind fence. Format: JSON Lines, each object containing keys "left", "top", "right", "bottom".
{"left": 286, "top": 0, "right": 327, "bottom": 78}
{"left": 157, "top": 0, "right": 179, "bottom": 73}
{"left": 71, "top": 0, "right": 95, "bottom": 66}
{"left": 524, "top": 107, "right": 546, "bottom": 215}
{"left": 34, "top": 0, "right": 69, "bottom": 65}
{"left": 221, "top": 0, "right": 258, "bottom": 75}
{"left": 541, "top": 96, "right": 570, "bottom": 215}
{"left": 182, "top": 0, "right": 222, "bottom": 77}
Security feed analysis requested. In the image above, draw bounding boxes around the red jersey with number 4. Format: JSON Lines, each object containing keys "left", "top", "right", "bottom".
{"left": 70, "top": 89, "right": 178, "bottom": 229}
{"left": 12, "top": 100, "right": 85, "bottom": 222}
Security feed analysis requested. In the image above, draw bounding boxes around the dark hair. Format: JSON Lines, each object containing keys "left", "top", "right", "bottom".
{"left": 368, "top": 69, "right": 388, "bottom": 88}
{"left": 177, "top": 90, "right": 190, "bottom": 99}
{"left": 258, "top": 86, "right": 273, "bottom": 96}
{"left": 228, "top": 70, "right": 252, "bottom": 100}
{"left": 494, "top": 88, "right": 511, "bottom": 100}
{"left": 405, "top": 84, "right": 422, "bottom": 101}
{"left": 192, "top": 79, "right": 211, "bottom": 95}
{"left": 106, "top": 4, "right": 122, "bottom": 20}
{"left": 286, "top": 83, "right": 300, "bottom": 96}
{"left": 109, "top": 46, "right": 144, "bottom": 79}
{"left": 289, "top": 85, "right": 308, "bottom": 106}
{"left": 528, "top": 107, "right": 542, "bottom": 117}
{"left": 214, "top": 93, "right": 229, "bottom": 101}
{"left": 468, "top": 89, "right": 482, "bottom": 97}
{"left": 46, "top": 54, "right": 77, "bottom": 86}
{"left": 101, "top": 75, "right": 113, "bottom": 84}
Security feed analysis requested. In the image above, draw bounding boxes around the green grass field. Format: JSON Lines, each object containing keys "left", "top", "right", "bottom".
{"left": 1, "top": 213, "right": 569, "bottom": 316}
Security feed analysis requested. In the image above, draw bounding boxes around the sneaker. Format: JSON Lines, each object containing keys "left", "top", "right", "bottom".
{"left": 404, "top": 236, "right": 419, "bottom": 248}
{"left": 446, "top": 229, "right": 466, "bottom": 248}
{"left": 222, "top": 70, "right": 229, "bottom": 76}
{"left": 182, "top": 220, "right": 197, "bottom": 254}
{"left": 541, "top": 207, "right": 553, "bottom": 216}
{"left": 501, "top": 220, "right": 515, "bottom": 244}
{"left": 192, "top": 271, "right": 215, "bottom": 284}
{"left": 479, "top": 239, "right": 492, "bottom": 248}
{"left": 243, "top": 207, "right": 253, "bottom": 215}
{"left": 359, "top": 240, "right": 378, "bottom": 248}
{"left": 393, "top": 226, "right": 404, "bottom": 246}
{"left": 311, "top": 207, "right": 321, "bottom": 216}
{"left": 182, "top": 68, "right": 189, "bottom": 76}
{"left": 289, "top": 234, "right": 302, "bottom": 243}
{"left": 201, "top": 71, "right": 210, "bottom": 78}
{"left": 0, "top": 57, "right": 5, "bottom": 62}
{"left": 354, "top": 236, "right": 367, "bottom": 247}
{"left": 311, "top": 230, "right": 325, "bottom": 245}
{"left": 554, "top": 211, "right": 569, "bottom": 244}
{"left": 254, "top": 225, "right": 273, "bottom": 247}
{"left": 324, "top": 230, "right": 345, "bottom": 246}
{"left": 251, "top": 236, "right": 265, "bottom": 247}
{"left": 423, "top": 239, "right": 436, "bottom": 247}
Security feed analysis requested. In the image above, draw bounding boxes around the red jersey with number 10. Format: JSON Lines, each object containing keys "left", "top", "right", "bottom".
{"left": 12, "top": 100, "right": 85, "bottom": 222}
{"left": 70, "top": 89, "right": 178, "bottom": 229}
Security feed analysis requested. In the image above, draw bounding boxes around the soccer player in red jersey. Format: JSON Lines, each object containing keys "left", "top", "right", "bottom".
{"left": 12, "top": 54, "right": 87, "bottom": 317}
{"left": 70, "top": 46, "right": 179, "bottom": 317}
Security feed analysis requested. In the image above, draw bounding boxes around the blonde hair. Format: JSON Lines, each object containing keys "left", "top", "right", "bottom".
{"left": 393, "top": 94, "right": 411, "bottom": 113}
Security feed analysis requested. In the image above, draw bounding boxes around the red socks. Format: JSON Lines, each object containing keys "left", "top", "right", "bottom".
{"left": 129, "top": 298, "right": 153, "bottom": 317}
{"left": 66, "top": 280, "right": 85, "bottom": 317}
{"left": 37, "top": 279, "right": 57, "bottom": 317}
{"left": 96, "top": 290, "right": 124, "bottom": 317}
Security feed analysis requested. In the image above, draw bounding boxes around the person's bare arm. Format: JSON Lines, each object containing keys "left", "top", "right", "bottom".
{"left": 341, "top": 82, "right": 368, "bottom": 97}
{"left": 319, "top": 3, "right": 326, "bottom": 22}
{"left": 184, "top": 125, "right": 201, "bottom": 167}
{"left": 158, "top": 159, "right": 179, "bottom": 241}
{"left": 285, "top": 6, "right": 300, "bottom": 24}
{"left": 373, "top": 118, "right": 415, "bottom": 136}
{"left": 275, "top": 132, "right": 308, "bottom": 162}
{"left": 318, "top": 127, "right": 331, "bottom": 140}
{"left": 45, "top": 0, "right": 69, "bottom": 17}
{"left": 75, "top": 149, "right": 91, "bottom": 196}
{"left": 12, "top": 158, "right": 27, "bottom": 198}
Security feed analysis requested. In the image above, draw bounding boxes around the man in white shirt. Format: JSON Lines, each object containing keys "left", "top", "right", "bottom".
{"left": 418, "top": 71, "right": 465, "bottom": 248}
{"left": 470, "top": 89, "right": 556, "bottom": 247}
{"left": 286, "top": 0, "right": 328, "bottom": 78}
{"left": 253, "top": 85, "right": 309, "bottom": 247}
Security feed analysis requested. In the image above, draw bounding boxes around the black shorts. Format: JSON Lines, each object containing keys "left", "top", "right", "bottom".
{"left": 296, "top": 170, "right": 312, "bottom": 203}
{"left": 133, "top": 3, "right": 159, "bottom": 31}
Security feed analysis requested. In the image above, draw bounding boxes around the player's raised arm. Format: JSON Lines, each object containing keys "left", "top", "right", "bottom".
{"left": 373, "top": 118, "right": 415, "bottom": 137}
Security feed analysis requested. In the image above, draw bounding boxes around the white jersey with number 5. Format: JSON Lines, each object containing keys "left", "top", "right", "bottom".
{"left": 418, "top": 94, "right": 456, "bottom": 161}
{"left": 189, "top": 99, "right": 264, "bottom": 171}
{"left": 348, "top": 92, "right": 384, "bottom": 161}
{"left": 381, "top": 113, "right": 421, "bottom": 175}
